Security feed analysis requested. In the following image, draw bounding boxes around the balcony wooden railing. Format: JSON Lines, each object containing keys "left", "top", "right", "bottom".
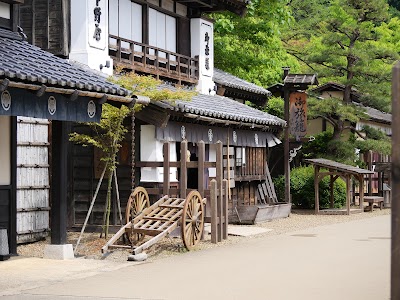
{"left": 109, "top": 35, "right": 199, "bottom": 84}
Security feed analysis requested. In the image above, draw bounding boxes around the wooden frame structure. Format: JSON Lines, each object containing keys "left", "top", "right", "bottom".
{"left": 304, "top": 158, "right": 374, "bottom": 215}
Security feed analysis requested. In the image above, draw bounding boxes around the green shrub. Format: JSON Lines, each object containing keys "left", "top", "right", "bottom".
{"left": 274, "top": 166, "right": 346, "bottom": 209}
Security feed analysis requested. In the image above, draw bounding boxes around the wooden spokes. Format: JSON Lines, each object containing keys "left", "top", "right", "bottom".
{"left": 125, "top": 187, "right": 150, "bottom": 224}
{"left": 181, "top": 191, "right": 204, "bottom": 250}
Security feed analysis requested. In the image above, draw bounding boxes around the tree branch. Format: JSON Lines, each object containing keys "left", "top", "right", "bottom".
{"left": 343, "top": 125, "right": 365, "bottom": 139}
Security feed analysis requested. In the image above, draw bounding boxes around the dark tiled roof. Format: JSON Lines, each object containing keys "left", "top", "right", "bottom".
{"left": 213, "top": 68, "right": 271, "bottom": 96}
{"left": 155, "top": 84, "right": 286, "bottom": 127}
{"left": 0, "top": 28, "right": 128, "bottom": 96}
{"left": 284, "top": 74, "right": 318, "bottom": 86}
{"left": 311, "top": 82, "right": 360, "bottom": 99}
{"left": 361, "top": 106, "right": 391, "bottom": 124}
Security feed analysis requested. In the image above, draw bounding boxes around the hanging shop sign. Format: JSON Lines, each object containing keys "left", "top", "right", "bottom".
{"left": 289, "top": 91, "right": 307, "bottom": 139}
{"left": 88, "top": 0, "right": 107, "bottom": 50}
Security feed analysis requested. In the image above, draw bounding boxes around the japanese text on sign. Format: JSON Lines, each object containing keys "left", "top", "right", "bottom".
{"left": 289, "top": 92, "right": 307, "bottom": 139}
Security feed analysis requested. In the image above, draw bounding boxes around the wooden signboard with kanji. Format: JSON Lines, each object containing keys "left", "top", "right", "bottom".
{"left": 289, "top": 92, "right": 307, "bottom": 138}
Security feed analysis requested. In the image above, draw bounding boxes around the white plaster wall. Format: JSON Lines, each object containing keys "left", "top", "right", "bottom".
{"left": 0, "top": 2, "right": 10, "bottom": 19}
{"left": 0, "top": 116, "right": 10, "bottom": 185}
{"left": 208, "top": 144, "right": 216, "bottom": 178}
{"left": 191, "top": 18, "right": 215, "bottom": 95}
{"left": 140, "top": 125, "right": 177, "bottom": 182}
{"left": 70, "top": 0, "right": 113, "bottom": 75}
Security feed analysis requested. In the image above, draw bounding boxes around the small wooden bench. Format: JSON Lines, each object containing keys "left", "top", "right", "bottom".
{"left": 363, "top": 196, "right": 384, "bottom": 212}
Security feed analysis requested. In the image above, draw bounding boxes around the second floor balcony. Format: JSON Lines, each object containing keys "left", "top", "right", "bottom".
{"left": 109, "top": 35, "right": 199, "bottom": 85}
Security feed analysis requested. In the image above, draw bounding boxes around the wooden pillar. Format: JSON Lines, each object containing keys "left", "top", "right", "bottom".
{"left": 391, "top": 61, "right": 400, "bottom": 300}
{"left": 210, "top": 179, "right": 218, "bottom": 244}
{"left": 180, "top": 140, "right": 187, "bottom": 198}
{"left": 359, "top": 174, "right": 364, "bottom": 211}
{"left": 346, "top": 175, "right": 351, "bottom": 215}
{"left": 216, "top": 141, "right": 223, "bottom": 242}
{"left": 330, "top": 174, "right": 334, "bottom": 209}
{"left": 222, "top": 179, "right": 228, "bottom": 240}
{"left": 51, "top": 121, "right": 69, "bottom": 244}
{"left": 314, "top": 166, "right": 319, "bottom": 214}
{"left": 9, "top": 117, "right": 17, "bottom": 254}
{"left": 284, "top": 87, "right": 291, "bottom": 203}
{"left": 163, "top": 142, "right": 170, "bottom": 196}
{"left": 198, "top": 140, "right": 205, "bottom": 198}
{"left": 368, "top": 150, "right": 373, "bottom": 195}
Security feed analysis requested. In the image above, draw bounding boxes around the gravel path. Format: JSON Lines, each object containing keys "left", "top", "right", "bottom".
{"left": 17, "top": 208, "right": 391, "bottom": 262}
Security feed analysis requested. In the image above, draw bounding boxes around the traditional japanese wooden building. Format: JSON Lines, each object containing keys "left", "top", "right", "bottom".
{"left": 0, "top": 0, "right": 136, "bottom": 256}
{"left": 7, "top": 0, "right": 290, "bottom": 229}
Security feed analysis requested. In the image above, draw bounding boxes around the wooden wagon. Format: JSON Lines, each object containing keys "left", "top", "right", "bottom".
{"left": 102, "top": 187, "right": 206, "bottom": 255}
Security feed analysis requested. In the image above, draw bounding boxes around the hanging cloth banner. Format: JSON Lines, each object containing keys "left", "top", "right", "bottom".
{"left": 289, "top": 91, "right": 307, "bottom": 139}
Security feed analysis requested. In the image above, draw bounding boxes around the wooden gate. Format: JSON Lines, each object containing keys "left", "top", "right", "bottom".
{"left": 16, "top": 117, "right": 50, "bottom": 243}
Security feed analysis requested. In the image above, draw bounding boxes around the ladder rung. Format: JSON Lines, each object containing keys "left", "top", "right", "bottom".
{"left": 159, "top": 204, "right": 184, "bottom": 209}
{"left": 143, "top": 216, "right": 170, "bottom": 222}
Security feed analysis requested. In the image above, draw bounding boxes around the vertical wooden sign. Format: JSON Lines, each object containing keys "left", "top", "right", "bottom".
{"left": 289, "top": 92, "right": 307, "bottom": 138}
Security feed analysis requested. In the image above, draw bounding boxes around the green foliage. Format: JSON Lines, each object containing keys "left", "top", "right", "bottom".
{"left": 274, "top": 166, "right": 347, "bottom": 209}
{"left": 110, "top": 70, "right": 196, "bottom": 106}
{"left": 355, "top": 125, "right": 391, "bottom": 155}
{"left": 361, "top": 125, "right": 389, "bottom": 140}
{"left": 301, "top": 131, "right": 334, "bottom": 159}
{"left": 69, "top": 103, "right": 130, "bottom": 173}
{"left": 264, "top": 96, "right": 284, "bottom": 119}
{"left": 211, "top": 0, "right": 301, "bottom": 87}
{"left": 307, "top": 96, "right": 366, "bottom": 124}
{"left": 285, "top": 0, "right": 399, "bottom": 111}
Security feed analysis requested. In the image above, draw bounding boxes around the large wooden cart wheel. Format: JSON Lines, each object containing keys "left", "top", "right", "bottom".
{"left": 125, "top": 187, "right": 150, "bottom": 224}
{"left": 125, "top": 187, "right": 150, "bottom": 243}
{"left": 181, "top": 191, "right": 205, "bottom": 250}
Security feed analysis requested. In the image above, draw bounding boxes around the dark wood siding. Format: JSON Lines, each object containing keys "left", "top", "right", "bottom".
{"left": 68, "top": 122, "right": 133, "bottom": 227}
{"left": 177, "top": 17, "right": 190, "bottom": 57}
{"left": 19, "top": 0, "right": 69, "bottom": 56}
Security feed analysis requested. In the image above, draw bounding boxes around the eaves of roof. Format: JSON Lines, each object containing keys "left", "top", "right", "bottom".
{"left": 213, "top": 68, "right": 271, "bottom": 96}
{"left": 154, "top": 87, "right": 286, "bottom": 128}
{"left": 0, "top": 28, "right": 130, "bottom": 100}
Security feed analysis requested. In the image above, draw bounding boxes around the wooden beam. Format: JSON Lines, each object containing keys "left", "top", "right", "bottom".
{"left": 216, "top": 141, "right": 223, "bottom": 242}
{"left": 163, "top": 142, "right": 170, "bottom": 196}
{"left": 50, "top": 121, "right": 69, "bottom": 244}
{"left": 346, "top": 175, "right": 351, "bottom": 215}
{"left": 180, "top": 140, "right": 188, "bottom": 198}
{"left": 359, "top": 174, "right": 364, "bottom": 211}
{"left": 391, "top": 61, "right": 400, "bottom": 300}
{"left": 198, "top": 140, "right": 205, "bottom": 198}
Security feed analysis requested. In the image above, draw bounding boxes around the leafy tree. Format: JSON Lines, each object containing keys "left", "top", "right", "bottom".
{"left": 285, "top": 0, "right": 399, "bottom": 111}
{"left": 70, "top": 72, "right": 194, "bottom": 238}
{"left": 211, "top": 0, "right": 300, "bottom": 87}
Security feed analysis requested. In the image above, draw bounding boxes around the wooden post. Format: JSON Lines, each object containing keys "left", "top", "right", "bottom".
{"left": 163, "top": 142, "right": 170, "bottom": 196}
{"left": 210, "top": 179, "right": 218, "bottom": 244}
{"left": 180, "top": 140, "right": 187, "bottom": 198}
{"left": 222, "top": 179, "right": 228, "bottom": 240}
{"left": 9, "top": 116, "right": 17, "bottom": 254}
{"left": 330, "top": 174, "right": 334, "bottom": 209}
{"left": 284, "top": 87, "right": 291, "bottom": 203}
{"left": 391, "top": 61, "right": 400, "bottom": 300}
{"left": 359, "top": 174, "right": 364, "bottom": 212}
{"left": 51, "top": 120, "right": 69, "bottom": 244}
{"left": 368, "top": 150, "right": 373, "bottom": 195}
{"left": 346, "top": 175, "right": 351, "bottom": 215}
{"left": 314, "top": 166, "right": 319, "bottom": 214}
{"left": 198, "top": 141, "right": 205, "bottom": 198}
{"left": 216, "top": 141, "right": 223, "bottom": 242}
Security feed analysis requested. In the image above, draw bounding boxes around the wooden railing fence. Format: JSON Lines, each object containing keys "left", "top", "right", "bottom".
{"left": 109, "top": 35, "right": 199, "bottom": 83}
